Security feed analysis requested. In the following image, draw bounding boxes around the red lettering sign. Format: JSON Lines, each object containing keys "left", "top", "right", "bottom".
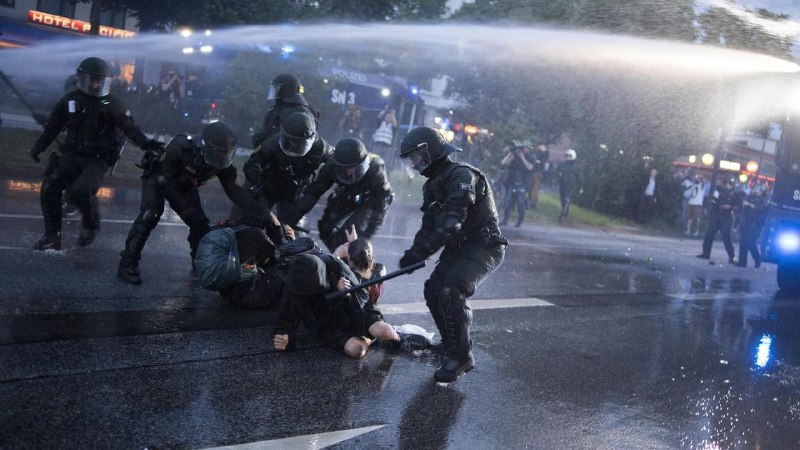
{"left": 28, "top": 10, "right": 135, "bottom": 39}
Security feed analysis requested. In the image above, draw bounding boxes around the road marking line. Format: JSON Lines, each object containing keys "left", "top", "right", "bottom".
{"left": 380, "top": 297, "right": 553, "bottom": 314}
{"left": 201, "top": 425, "right": 385, "bottom": 450}
{"left": 667, "top": 293, "right": 764, "bottom": 301}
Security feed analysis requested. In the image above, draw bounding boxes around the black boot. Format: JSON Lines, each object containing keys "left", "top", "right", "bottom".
{"left": 117, "top": 251, "right": 142, "bottom": 285}
{"left": 427, "top": 301, "right": 448, "bottom": 355}
{"left": 434, "top": 351, "right": 476, "bottom": 383}
{"left": 37, "top": 190, "right": 62, "bottom": 251}
{"left": 33, "top": 233, "right": 62, "bottom": 251}
{"left": 434, "top": 302, "right": 475, "bottom": 383}
{"left": 77, "top": 227, "right": 98, "bottom": 247}
{"left": 118, "top": 219, "right": 153, "bottom": 285}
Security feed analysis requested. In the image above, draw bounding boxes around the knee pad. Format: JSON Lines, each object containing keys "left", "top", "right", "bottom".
{"left": 424, "top": 279, "right": 440, "bottom": 304}
{"left": 140, "top": 208, "right": 163, "bottom": 229}
{"left": 440, "top": 286, "right": 464, "bottom": 306}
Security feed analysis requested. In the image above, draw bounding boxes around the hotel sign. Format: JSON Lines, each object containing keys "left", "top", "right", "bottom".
{"left": 28, "top": 10, "right": 135, "bottom": 39}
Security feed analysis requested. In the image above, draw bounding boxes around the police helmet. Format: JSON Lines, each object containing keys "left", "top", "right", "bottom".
{"left": 332, "top": 138, "right": 370, "bottom": 184}
{"left": 565, "top": 149, "right": 577, "bottom": 161}
{"left": 399, "top": 126, "right": 459, "bottom": 176}
{"left": 267, "top": 74, "right": 304, "bottom": 101}
{"left": 279, "top": 112, "right": 316, "bottom": 157}
{"left": 76, "top": 57, "right": 113, "bottom": 97}
{"left": 200, "top": 121, "right": 238, "bottom": 169}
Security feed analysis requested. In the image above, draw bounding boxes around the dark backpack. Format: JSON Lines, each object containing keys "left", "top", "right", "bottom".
{"left": 221, "top": 266, "right": 284, "bottom": 309}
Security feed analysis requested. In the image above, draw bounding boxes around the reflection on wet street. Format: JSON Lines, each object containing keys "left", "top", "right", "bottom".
{"left": 0, "top": 175, "right": 798, "bottom": 448}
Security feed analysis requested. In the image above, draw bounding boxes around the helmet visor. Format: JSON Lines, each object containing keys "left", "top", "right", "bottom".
{"left": 334, "top": 157, "right": 370, "bottom": 185}
{"left": 267, "top": 84, "right": 279, "bottom": 101}
{"left": 399, "top": 143, "right": 432, "bottom": 178}
{"left": 279, "top": 131, "right": 315, "bottom": 157}
{"left": 202, "top": 141, "right": 235, "bottom": 169}
{"left": 77, "top": 73, "right": 111, "bottom": 97}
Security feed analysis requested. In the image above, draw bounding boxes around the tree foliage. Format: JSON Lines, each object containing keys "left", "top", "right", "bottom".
{"left": 697, "top": 6, "right": 794, "bottom": 59}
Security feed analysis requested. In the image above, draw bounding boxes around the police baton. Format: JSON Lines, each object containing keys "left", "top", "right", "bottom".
{"left": 108, "top": 138, "right": 128, "bottom": 177}
{"left": 0, "top": 70, "right": 53, "bottom": 129}
{"left": 0, "top": 69, "right": 64, "bottom": 149}
{"left": 324, "top": 261, "right": 425, "bottom": 301}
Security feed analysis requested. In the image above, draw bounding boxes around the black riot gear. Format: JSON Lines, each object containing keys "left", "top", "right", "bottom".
{"left": 287, "top": 150, "right": 394, "bottom": 251}
{"left": 118, "top": 132, "right": 266, "bottom": 285}
{"left": 200, "top": 121, "right": 237, "bottom": 169}
{"left": 332, "top": 138, "right": 370, "bottom": 185}
{"left": 241, "top": 127, "right": 333, "bottom": 226}
{"left": 399, "top": 126, "right": 460, "bottom": 176}
{"left": 279, "top": 111, "right": 316, "bottom": 157}
{"left": 268, "top": 74, "right": 304, "bottom": 102}
{"left": 398, "top": 145, "right": 506, "bottom": 382}
{"left": 76, "top": 57, "right": 113, "bottom": 97}
{"left": 30, "top": 71, "right": 158, "bottom": 251}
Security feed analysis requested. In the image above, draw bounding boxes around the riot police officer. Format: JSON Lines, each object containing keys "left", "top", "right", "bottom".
{"left": 286, "top": 138, "right": 394, "bottom": 251}
{"left": 242, "top": 111, "right": 333, "bottom": 226}
{"left": 29, "top": 57, "right": 163, "bottom": 251}
{"left": 117, "top": 121, "right": 262, "bottom": 285}
{"left": 397, "top": 126, "right": 507, "bottom": 383}
{"left": 251, "top": 74, "right": 320, "bottom": 148}
{"left": 698, "top": 175, "right": 742, "bottom": 264}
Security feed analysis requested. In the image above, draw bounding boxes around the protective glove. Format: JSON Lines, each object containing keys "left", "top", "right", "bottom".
{"left": 251, "top": 132, "right": 265, "bottom": 148}
{"left": 30, "top": 146, "right": 45, "bottom": 163}
{"left": 399, "top": 248, "right": 426, "bottom": 271}
{"left": 244, "top": 162, "right": 263, "bottom": 184}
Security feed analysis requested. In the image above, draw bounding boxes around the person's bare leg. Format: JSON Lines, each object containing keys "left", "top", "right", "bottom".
{"left": 369, "top": 321, "right": 399, "bottom": 341}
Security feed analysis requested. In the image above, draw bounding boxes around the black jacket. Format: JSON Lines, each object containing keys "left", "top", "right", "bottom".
{"left": 289, "top": 154, "right": 393, "bottom": 234}
{"left": 555, "top": 160, "right": 582, "bottom": 191}
{"left": 33, "top": 90, "right": 149, "bottom": 159}
{"left": 243, "top": 134, "right": 334, "bottom": 203}
{"left": 409, "top": 159, "right": 502, "bottom": 258}
{"left": 158, "top": 135, "right": 251, "bottom": 208}
{"left": 275, "top": 254, "right": 369, "bottom": 339}
{"left": 252, "top": 98, "right": 320, "bottom": 147}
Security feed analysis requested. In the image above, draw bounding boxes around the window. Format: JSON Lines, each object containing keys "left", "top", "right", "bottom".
{"left": 100, "top": 7, "right": 126, "bottom": 29}
{"left": 37, "top": 0, "right": 75, "bottom": 17}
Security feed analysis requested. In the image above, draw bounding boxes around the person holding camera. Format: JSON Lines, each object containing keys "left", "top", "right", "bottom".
{"left": 499, "top": 142, "right": 534, "bottom": 227}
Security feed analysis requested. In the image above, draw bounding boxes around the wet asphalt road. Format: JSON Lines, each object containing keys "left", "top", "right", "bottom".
{"left": 0, "top": 172, "right": 799, "bottom": 450}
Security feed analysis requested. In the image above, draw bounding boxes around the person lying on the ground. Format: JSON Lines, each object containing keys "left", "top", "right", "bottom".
{"left": 213, "top": 218, "right": 295, "bottom": 309}
{"left": 272, "top": 242, "right": 431, "bottom": 358}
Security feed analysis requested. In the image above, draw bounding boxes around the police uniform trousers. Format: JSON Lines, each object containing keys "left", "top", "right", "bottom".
{"left": 702, "top": 214, "right": 735, "bottom": 259}
{"left": 424, "top": 240, "right": 505, "bottom": 357}
{"left": 40, "top": 153, "right": 106, "bottom": 235}
{"left": 122, "top": 173, "right": 211, "bottom": 262}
